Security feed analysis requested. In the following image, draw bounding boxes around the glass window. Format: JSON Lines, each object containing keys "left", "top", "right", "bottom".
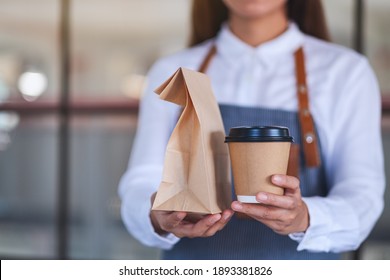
{"left": 0, "top": 0, "right": 60, "bottom": 258}
{"left": 0, "top": 0, "right": 60, "bottom": 103}
{"left": 322, "top": 0, "right": 354, "bottom": 48}
{"left": 0, "top": 114, "right": 58, "bottom": 258}
{"left": 70, "top": 0, "right": 191, "bottom": 100}
{"left": 366, "top": 0, "right": 390, "bottom": 95}
{"left": 68, "top": 113, "right": 159, "bottom": 259}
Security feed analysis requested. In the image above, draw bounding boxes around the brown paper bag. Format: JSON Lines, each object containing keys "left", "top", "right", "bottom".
{"left": 151, "top": 67, "right": 231, "bottom": 214}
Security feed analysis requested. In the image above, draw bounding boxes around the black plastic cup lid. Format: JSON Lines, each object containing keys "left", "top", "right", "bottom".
{"left": 225, "top": 126, "right": 294, "bottom": 143}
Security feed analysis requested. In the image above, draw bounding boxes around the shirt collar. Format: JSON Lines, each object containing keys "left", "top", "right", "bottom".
{"left": 215, "top": 22, "right": 304, "bottom": 67}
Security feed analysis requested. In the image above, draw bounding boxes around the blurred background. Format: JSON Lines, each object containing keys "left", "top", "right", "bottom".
{"left": 0, "top": 0, "right": 389, "bottom": 260}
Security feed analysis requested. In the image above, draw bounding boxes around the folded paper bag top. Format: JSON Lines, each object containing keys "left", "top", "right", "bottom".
{"left": 151, "top": 67, "right": 232, "bottom": 214}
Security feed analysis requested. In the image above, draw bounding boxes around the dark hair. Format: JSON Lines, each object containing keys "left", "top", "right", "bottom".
{"left": 189, "top": 0, "right": 331, "bottom": 46}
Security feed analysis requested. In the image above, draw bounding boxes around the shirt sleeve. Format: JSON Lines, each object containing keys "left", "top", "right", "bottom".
{"left": 293, "top": 58, "right": 386, "bottom": 253}
{"left": 118, "top": 59, "right": 181, "bottom": 249}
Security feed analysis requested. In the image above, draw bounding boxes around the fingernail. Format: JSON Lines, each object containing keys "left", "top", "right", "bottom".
{"left": 210, "top": 214, "right": 221, "bottom": 223}
{"left": 223, "top": 212, "right": 232, "bottom": 221}
{"left": 272, "top": 175, "right": 283, "bottom": 184}
{"left": 232, "top": 202, "right": 243, "bottom": 211}
{"left": 177, "top": 212, "right": 186, "bottom": 220}
{"left": 257, "top": 193, "right": 268, "bottom": 201}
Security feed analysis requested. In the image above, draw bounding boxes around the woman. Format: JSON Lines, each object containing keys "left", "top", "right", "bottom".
{"left": 118, "top": 0, "right": 385, "bottom": 259}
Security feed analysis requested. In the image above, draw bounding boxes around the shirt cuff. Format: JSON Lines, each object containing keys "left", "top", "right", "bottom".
{"left": 289, "top": 231, "right": 305, "bottom": 243}
{"left": 293, "top": 197, "right": 332, "bottom": 252}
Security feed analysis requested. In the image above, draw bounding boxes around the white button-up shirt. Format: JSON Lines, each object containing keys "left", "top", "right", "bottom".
{"left": 118, "top": 23, "right": 385, "bottom": 253}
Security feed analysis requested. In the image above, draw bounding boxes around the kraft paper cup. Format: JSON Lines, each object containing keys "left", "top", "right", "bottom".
{"left": 225, "top": 126, "right": 293, "bottom": 203}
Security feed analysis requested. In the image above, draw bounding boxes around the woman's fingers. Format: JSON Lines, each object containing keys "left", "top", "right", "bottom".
{"left": 230, "top": 174, "right": 309, "bottom": 234}
{"left": 231, "top": 201, "right": 306, "bottom": 234}
{"left": 160, "top": 211, "right": 187, "bottom": 231}
{"left": 157, "top": 209, "right": 234, "bottom": 238}
{"left": 232, "top": 201, "right": 283, "bottom": 221}
{"left": 172, "top": 213, "right": 221, "bottom": 238}
{"left": 271, "top": 175, "right": 300, "bottom": 196}
{"left": 255, "top": 192, "right": 297, "bottom": 209}
{"left": 203, "top": 209, "right": 234, "bottom": 237}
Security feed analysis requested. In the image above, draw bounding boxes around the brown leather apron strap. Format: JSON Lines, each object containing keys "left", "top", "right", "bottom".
{"left": 295, "top": 47, "right": 321, "bottom": 167}
{"left": 198, "top": 45, "right": 321, "bottom": 168}
{"left": 198, "top": 45, "right": 217, "bottom": 73}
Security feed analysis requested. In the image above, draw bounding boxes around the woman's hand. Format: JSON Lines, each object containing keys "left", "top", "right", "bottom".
{"left": 231, "top": 175, "right": 309, "bottom": 235}
{"left": 150, "top": 193, "right": 234, "bottom": 238}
